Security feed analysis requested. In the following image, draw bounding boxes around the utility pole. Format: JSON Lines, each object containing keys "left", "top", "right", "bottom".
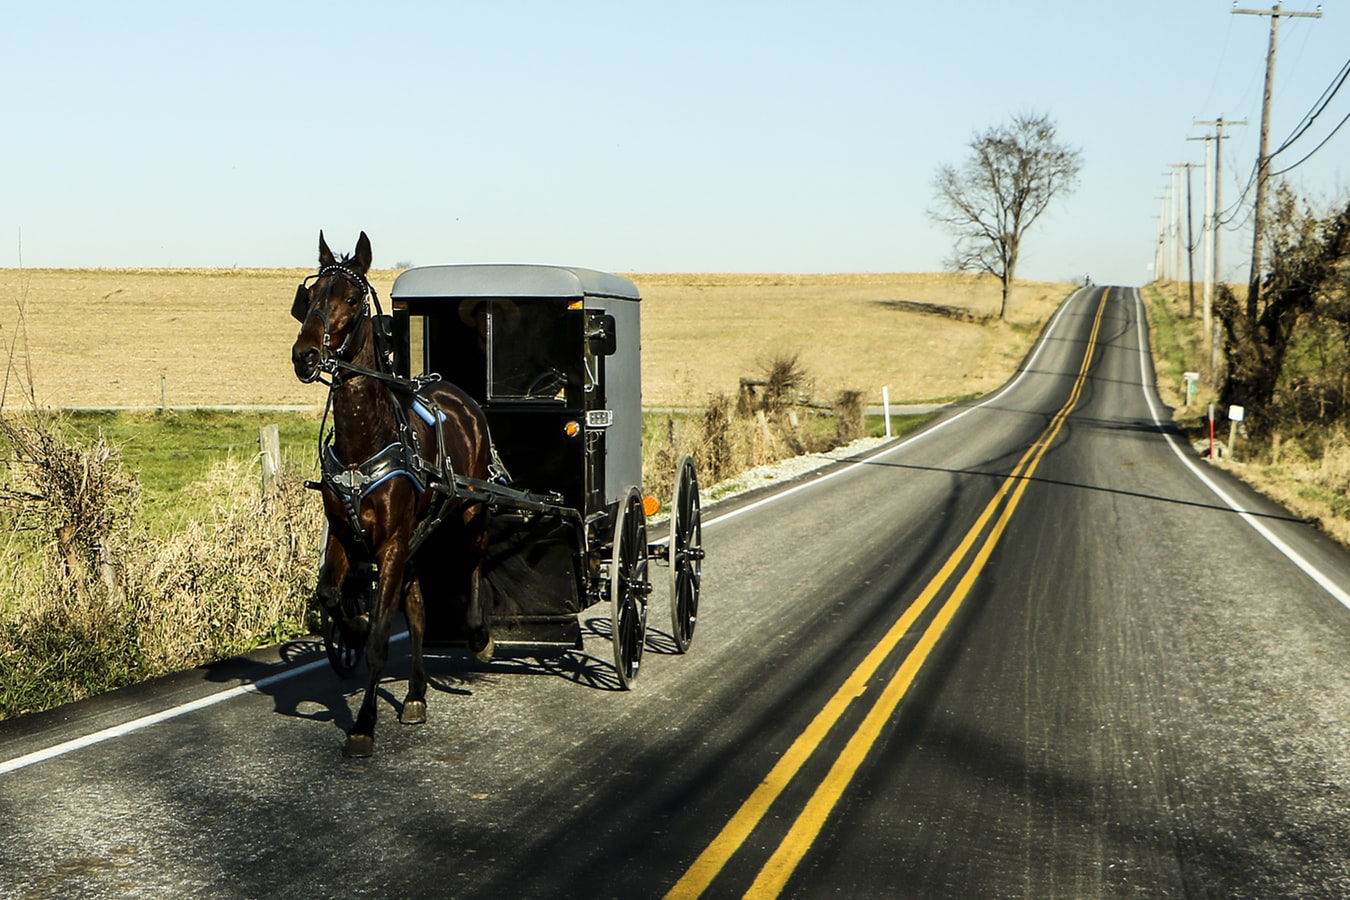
{"left": 1156, "top": 193, "right": 1169, "bottom": 280}
{"left": 1172, "top": 162, "right": 1198, "bottom": 318}
{"left": 1162, "top": 171, "right": 1177, "bottom": 286}
{"left": 1173, "top": 169, "right": 1183, "bottom": 289}
{"left": 1193, "top": 116, "right": 1246, "bottom": 292}
{"left": 1188, "top": 133, "right": 1216, "bottom": 365}
{"left": 1155, "top": 171, "right": 1177, "bottom": 282}
{"left": 1233, "top": 3, "right": 1322, "bottom": 322}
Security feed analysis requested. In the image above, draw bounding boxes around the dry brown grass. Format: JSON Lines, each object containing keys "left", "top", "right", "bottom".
{"left": 0, "top": 268, "right": 397, "bottom": 408}
{"left": 1247, "top": 431, "right": 1350, "bottom": 550}
{"left": 124, "top": 457, "right": 322, "bottom": 673}
{"left": 1, "top": 268, "right": 1070, "bottom": 410}
{"left": 636, "top": 272, "right": 1068, "bottom": 407}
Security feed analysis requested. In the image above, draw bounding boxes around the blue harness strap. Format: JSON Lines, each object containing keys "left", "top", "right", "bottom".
{"left": 410, "top": 397, "right": 443, "bottom": 427}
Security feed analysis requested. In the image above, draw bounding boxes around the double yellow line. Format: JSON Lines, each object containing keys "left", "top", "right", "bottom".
{"left": 666, "top": 288, "right": 1112, "bottom": 899}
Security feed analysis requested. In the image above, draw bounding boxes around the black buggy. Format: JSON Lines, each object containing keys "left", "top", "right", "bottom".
{"left": 373, "top": 264, "right": 705, "bottom": 687}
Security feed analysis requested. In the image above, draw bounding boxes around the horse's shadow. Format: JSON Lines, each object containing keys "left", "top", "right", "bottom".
{"left": 244, "top": 618, "right": 679, "bottom": 732}
{"left": 419, "top": 642, "right": 626, "bottom": 694}
{"left": 230, "top": 601, "right": 690, "bottom": 737}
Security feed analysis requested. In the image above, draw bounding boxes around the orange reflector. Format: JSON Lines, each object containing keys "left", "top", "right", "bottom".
{"left": 643, "top": 495, "right": 660, "bottom": 517}
{"left": 564, "top": 421, "right": 580, "bottom": 437}
{"left": 568, "top": 300, "right": 583, "bottom": 309}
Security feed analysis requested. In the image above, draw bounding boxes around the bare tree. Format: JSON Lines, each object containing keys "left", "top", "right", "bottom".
{"left": 930, "top": 113, "right": 1082, "bottom": 319}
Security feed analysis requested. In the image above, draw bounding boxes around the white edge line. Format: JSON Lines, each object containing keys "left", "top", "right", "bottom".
{"left": 1128, "top": 287, "right": 1350, "bottom": 611}
{"left": 1, "top": 288, "right": 1096, "bottom": 776}
{"left": 0, "top": 635, "right": 408, "bottom": 776}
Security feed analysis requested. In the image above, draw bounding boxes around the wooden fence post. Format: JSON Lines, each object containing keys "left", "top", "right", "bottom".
{"left": 259, "top": 424, "right": 281, "bottom": 494}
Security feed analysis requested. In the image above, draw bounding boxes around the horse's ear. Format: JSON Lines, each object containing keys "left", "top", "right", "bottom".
{"left": 291, "top": 283, "right": 310, "bottom": 322}
{"left": 353, "top": 231, "right": 372, "bottom": 273}
{"left": 318, "top": 230, "right": 336, "bottom": 268}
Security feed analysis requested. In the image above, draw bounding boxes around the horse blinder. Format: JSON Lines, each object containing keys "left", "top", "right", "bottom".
{"left": 291, "top": 283, "right": 311, "bottom": 322}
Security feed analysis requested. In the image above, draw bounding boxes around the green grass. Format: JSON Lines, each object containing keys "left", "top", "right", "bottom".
{"left": 1145, "top": 287, "right": 1202, "bottom": 378}
{"left": 867, "top": 412, "right": 940, "bottom": 437}
{"left": 27, "top": 407, "right": 940, "bottom": 532}
{"left": 60, "top": 410, "right": 322, "bottom": 530}
{"left": 1298, "top": 483, "right": 1350, "bottom": 518}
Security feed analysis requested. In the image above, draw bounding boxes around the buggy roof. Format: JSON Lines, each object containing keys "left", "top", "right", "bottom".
{"left": 391, "top": 264, "right": 640, "bottom": 303}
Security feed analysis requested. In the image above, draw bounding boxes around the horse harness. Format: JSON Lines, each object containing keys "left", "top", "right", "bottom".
{"left": 318, "top": 379, "right": 456, "bottom": 559}
{"left": 299, "top": 265, "right": 507, "bottom": 561}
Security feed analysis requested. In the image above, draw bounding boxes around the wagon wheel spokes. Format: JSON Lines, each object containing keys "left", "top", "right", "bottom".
{"left": 610, "top": 487, "right": 650, "bottom": 689}
{"left": 669, "top": 455, "right": 704, "bottom": 654}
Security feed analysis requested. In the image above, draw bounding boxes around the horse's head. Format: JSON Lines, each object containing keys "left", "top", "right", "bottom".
{"left": 291, "top": 231, "right": 374, "bottom": 383}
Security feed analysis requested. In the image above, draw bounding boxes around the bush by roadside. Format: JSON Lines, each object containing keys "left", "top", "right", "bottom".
{"left": 643, "top": 352, "right": 873, "bottom": 502}
{"left": 1144, "top": 283, "right": 1350, "bottom": 549}
{"left": 0, "top": 410, "right": 321, "bottom": 718}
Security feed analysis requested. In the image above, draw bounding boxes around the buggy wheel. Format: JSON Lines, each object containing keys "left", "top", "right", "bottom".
{"left": 610, "top": 487, "right": 651, "bottom": 689}
{"left": 322, "top": 564, "right": 374, "bottom": 678}
{"left": 668, "top": 455, "right": 704, "bottom": 653}
{"left": 321, "top": 608, "right": 364, "bottom": 678}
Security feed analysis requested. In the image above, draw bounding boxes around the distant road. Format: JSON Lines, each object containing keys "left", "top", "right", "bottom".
{"left": 2, "top": 286, "right": 1348, "bottom": 897}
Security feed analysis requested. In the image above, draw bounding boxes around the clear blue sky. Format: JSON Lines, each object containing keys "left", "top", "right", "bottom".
{"left": 3, "top": 1, "right": 1347, "bottom": 286}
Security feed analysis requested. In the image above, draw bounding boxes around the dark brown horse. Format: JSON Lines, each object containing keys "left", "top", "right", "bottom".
{"left": 291, "top": 231, "right": 491, "bottom": 758}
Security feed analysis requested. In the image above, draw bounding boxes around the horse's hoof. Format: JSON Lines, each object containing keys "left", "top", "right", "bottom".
{"left": 400, "top": 699, "right": 427, "bottom": 725}
{"left": 472, "top": 634, "right": 495, "bottom": 663}
{"left": 342, "top": 733, "right": 375, "bottom": 758}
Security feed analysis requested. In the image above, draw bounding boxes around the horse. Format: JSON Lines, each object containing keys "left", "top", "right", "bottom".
{"left": 291, "top": 230, "right": 492, "bottom": 758}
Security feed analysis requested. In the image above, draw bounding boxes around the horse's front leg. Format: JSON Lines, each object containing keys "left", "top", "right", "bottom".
{"left": 466, "top": 561, "right": 493, "bottom": 663}
{"left": 400, "top": 575, "right": 429, "bottom": 726}
{"left": 465, "top": 508, "right": 494, "bottom": 663}
{"left": 344, "top": 544, "right": 408, "bottom": 759}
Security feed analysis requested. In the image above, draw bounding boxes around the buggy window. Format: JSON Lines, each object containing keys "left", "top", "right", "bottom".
{"left": 483, "top": 298, "right": 571, "bottom": 401}
{"left": 408, "top": 297, "right": 580, "bottom": 405}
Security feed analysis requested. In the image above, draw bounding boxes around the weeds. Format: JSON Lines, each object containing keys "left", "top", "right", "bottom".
{"left": 644, "top": 353, "right": 867, "bottom": 500}
{"left": 0, "top": 408, "right": 321, "bottom": 719}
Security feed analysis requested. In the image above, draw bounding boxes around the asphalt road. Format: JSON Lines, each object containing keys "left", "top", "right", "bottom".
{"left": 2, "top": 286, "right": 1349, "bottom": 898}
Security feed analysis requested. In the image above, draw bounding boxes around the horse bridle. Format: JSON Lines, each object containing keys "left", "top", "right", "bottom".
{"left": 294, "top": 264, "right": 377, "bottom": 382}
{"left": 297, "top": 264, "right": 455, "bottom": 561}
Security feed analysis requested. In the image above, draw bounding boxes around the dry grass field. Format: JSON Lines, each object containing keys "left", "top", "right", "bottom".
{"left": 0, "top": 268, "right": 1072, "bottom": 410}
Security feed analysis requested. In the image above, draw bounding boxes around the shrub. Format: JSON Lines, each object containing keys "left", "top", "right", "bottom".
{"left": 0, "top": 410, "right": 322, "bottom": 719}
{"left": 641, "top": 354, "right": 867, "bottom": 509}
{"left": 832, "top": 389, "right": 865, "bottom": 445}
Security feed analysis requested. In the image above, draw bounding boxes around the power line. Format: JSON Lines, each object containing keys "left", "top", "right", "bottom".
{"left": 1194, "top": 117, "right": 1246, "bottom": 284}
{"left": 1214, "top": 52, "right": 1350, "bottom": 209}
{"left": 1270, "top": 54, "right": 1350, "bottom": 158}
{"left": 1207, "top": 59, "right": 1347, "bottom": 230}
{"left": 1270, "top": 106, "right": 1350, "bottom": 175}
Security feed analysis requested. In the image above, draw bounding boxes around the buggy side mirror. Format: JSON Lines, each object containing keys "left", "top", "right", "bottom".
{"left": 587, "top": 314, "right": 618, "bottom": 357}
